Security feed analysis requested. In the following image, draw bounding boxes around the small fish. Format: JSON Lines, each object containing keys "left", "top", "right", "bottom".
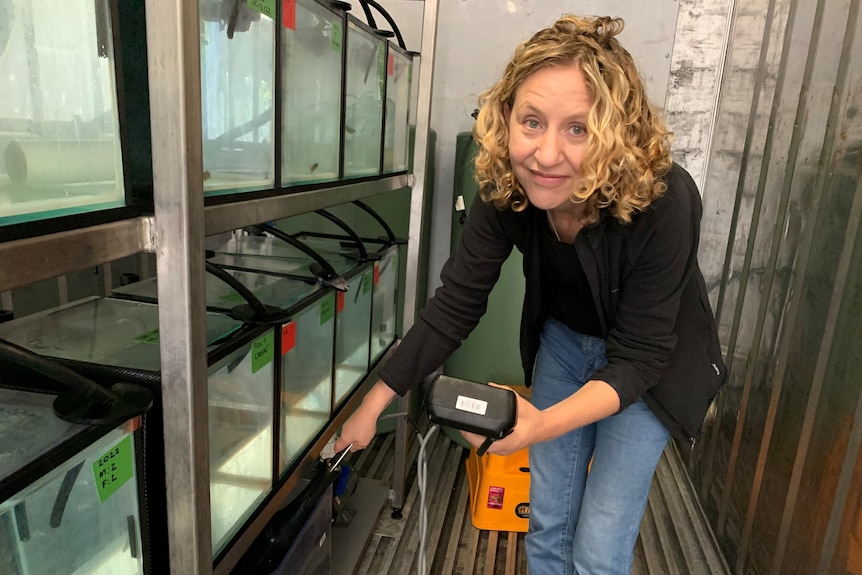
{"left": 202, "top": 171, "right": 211, "bottom": 181}
{"left": 310, "top": 163, "right": 319, "bottom": 174}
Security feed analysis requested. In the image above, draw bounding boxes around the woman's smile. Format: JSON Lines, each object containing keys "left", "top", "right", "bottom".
{"left": 507, "top": 63, "right": 594, "bottom": 212}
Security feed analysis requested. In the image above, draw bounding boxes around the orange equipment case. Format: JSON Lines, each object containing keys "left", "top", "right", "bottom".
{"left": 465, "top": 445, "right": 530, "bottom": 532}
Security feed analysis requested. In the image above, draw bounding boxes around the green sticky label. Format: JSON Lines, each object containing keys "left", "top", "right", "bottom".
{"left": 92, "top": 435, "right": 134, "bottom": 503}
{"left": 362, "top": 272, "right": 372, "bottom": 295}
{"left": 251, "top": 332, "right": 274, "bottom": 374}
{"left": 320, "top": 297, "right": 334, "bottom": 325}
{"left": 331, "top": 22, "right": 343, "bottom": 53}
{"left": 247, "top": 0, "right": 276, "bottom": 19}
{"left": 135, "top": 328, "right": 160, "bottom": 344}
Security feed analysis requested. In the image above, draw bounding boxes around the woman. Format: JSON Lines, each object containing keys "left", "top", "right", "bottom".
{"left": 336, "top": 14, "right": 726, "bottom": 574}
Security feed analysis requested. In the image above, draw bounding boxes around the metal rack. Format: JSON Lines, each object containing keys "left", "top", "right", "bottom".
{"left": 0, "top": 0, "right": 439, "bottom": 572}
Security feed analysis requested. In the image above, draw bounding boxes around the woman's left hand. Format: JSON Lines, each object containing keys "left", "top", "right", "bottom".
{"left": 460, "top": 383, "right": 545, "bottom": 456}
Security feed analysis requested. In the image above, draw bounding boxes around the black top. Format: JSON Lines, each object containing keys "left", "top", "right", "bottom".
{"left": 540, "top": 224, "right": 603, "bottom": 339}
{"left": 380, "top": 163, "right": 727, "bottom": 444}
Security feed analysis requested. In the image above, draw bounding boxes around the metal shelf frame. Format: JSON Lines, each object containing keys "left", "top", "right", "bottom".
{"left": 0, "top": 0, "right": 439, "bottom": 573}
{"left": 0, "top": 176, "right": 408, "bottom": 294}
{"left": 0, "top": 216, "right": 154, "bottom": 293}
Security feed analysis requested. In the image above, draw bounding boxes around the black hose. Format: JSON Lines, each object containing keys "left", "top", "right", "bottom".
{"left": 352, "top": 200, "right": 397, "bottom": 244}
{"left": 204, "top": 261, "right": 270, "bottom": 318}
{"left": 362, "top": 0, "right": 406, "bottom": 49}
{"left": 50, "top": 461, "right": 84, "bottom": 528}
{"left": 227, "top": 0, "right": 241, "bottom": 39}
{"left": 253, "top": 223, "right": 340, "bottom": 279}
{"left": 0, "top": 338, "right": 117, "bottom": 404}
{"left": 357, "top": 0, "right": 377, "bottom": 29}
{"left": 314, "top": 208, "right": 368, "bottom": 261}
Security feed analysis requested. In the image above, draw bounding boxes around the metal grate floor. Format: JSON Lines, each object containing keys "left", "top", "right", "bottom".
{"left": 347, "top": 422, "right": 729, "bottom": 575}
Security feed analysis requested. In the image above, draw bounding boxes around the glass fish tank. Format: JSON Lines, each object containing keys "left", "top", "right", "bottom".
{"left": 0, "top": 388, "right": 144, "bottom": 575}
{"left": 0, "top": 297, "right": 229, "bottom": 373}
{"left": 292, "top": 233, "right": 397, "bottom": 366}
{"left": 343, "top": 16, "right": 385, "bottom": 179}
{"left": 112, "top": 266, "right": 335, "bottom": 496}
{"left": 0, "top": 0, "right": 126, "bottom": 226}
{"left": 277, "top": 203, "right": 403, "bottom": 365}
{"left": 199, "top": 0, "right": 275, "bottom": 196}
{"left": 206, "top": 328, "right": 273, "bottom": 556}
{"left": 370, "top": 245, "right": 398, "bottom": 363}
{"left": 278, "top": 292, "right": 334, "bottom": 476}
{"left": 110, "top": 269, "right": 320, "bottom": 318}
{"left": 0, "top": 297, "right": 278, "bottom": 560}
{"left": 190, "top": 252, "right": 334, "bottom": 475}
{"left": 281, "top": 0, "right": 344, "bottom": 186}
{"left": 217, "top": 233, "right": 372, "bottom": 406}
{"left": 383, "top": 45, "right": 412, "bottom": 174}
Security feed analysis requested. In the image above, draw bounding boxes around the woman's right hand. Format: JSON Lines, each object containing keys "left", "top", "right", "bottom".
{"left": 334, "top": 379, "right": 397, "bottom": 452}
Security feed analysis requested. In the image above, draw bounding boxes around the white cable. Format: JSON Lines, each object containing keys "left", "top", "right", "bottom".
{"left": 416, "top": 424, "right": 440, "bottom": 575}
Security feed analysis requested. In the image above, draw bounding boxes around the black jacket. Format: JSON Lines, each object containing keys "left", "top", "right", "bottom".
{"left": 380, "top": 162, "right": 727, "bottom": 445}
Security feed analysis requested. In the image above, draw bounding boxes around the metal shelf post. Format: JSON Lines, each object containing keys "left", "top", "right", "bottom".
{"left": 144, "top": 0, "right": 213, "bottom": 573}
{"left": 392, "top": 0, "right": 440, "bottom": 513}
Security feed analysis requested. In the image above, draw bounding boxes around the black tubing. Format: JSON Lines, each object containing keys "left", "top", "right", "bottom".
{"left": 253, "top": 223, "right": 340, "bottom": 279}
{"left": 314, "top": 208, "right": 369, "bottom": 261}
{"left": 0, "top": 338, "right": 116, "bottom": 404}
{"left": 204, "top": 261, "right": 270, "bottom": 318}
{"left": 352, "top": 200, "right": 397, "bottom": 244}
{"left": 357, "top": 0, "right": 377, "bottom": 28}
{"left": 50, "top": 461, "right": 84, "bottom": 528}
{"left": 363, "top": 0, "right": 406, "bottom": 49}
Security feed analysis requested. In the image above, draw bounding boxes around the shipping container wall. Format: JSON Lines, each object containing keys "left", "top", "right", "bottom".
{"left": 678, "top": 0, "right": 862, "bottom": 573}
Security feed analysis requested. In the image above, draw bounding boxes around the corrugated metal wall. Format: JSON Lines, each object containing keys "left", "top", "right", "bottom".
{"left": 685, "top": 0, "right": 862, "bottom": 572}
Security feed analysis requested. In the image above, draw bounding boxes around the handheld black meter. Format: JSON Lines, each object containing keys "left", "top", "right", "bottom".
{"left": 425, "top": 374, "right": 518, "bottom": 455}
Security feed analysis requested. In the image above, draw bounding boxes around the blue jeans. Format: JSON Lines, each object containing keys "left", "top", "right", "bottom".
{"left": 526, "top": 318, "right": 669, "bottom": 575}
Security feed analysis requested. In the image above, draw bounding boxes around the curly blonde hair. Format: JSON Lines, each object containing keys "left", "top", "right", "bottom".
{"left": 473, "top": 15, "right": 673, "bottom": 224}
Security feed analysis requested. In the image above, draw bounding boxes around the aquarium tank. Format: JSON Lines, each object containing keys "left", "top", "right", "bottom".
{"left": 281, "top": 0, "right": 345, "bottom": 186}
{"left": 0, "top": 0, "right": 126, "bottom": 227}
{"left": 343, "top": 16, "right": 384, "bottom": 179}
{"left": 199, "top": 0, "right": 275, "bottom": 196}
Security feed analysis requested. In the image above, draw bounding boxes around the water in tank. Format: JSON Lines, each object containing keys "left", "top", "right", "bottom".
{"left": 382, "top": 46, "right": 411, "bottom": 174}
{"left": 278, "top": 292, "right": 334, "bottom": 475}
{"left": 343, "top": 17, "right": 384, "bottom": 179}
{"left": 206, "top": 331, "right": 273, "bottom": 556}
{"left": 0, "top": 297, "right": 240, "bottom": 372}
{"left": 292, "top": 234, "right": 396, "bottom": 365}
{"left": 217, "top": 233, "right": 372, "bottom": 406}
{"left": 0, "top": 297, "right": 276, "bottom": 559}
{"left": 199, "top": 0, "right": 275, "bottom": 196}
{"left": 0, "top": 0, "right": 126, "bottom": 226}
{"left": 0, "top": 391, "right": 144, "bottom": 575}
{"left": 111, "top": 269, "right": 321, "bottom": 316}
{"left": 369, "top": 246, "right": 398, "bottom": 363}
{"left": 281, "top": 0, "right": 344, "bottom": 186}
{"left": 111, "top": 264, "right": 336, "bottom": 484}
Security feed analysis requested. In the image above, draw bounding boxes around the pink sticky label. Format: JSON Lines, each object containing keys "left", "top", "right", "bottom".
{"left": 487, "top": 486, "right": 504, "bottom": 509}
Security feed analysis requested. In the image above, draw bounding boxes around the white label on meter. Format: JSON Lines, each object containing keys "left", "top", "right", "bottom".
{"left": 455, "top": 395, "right": 488, "bottom": 416}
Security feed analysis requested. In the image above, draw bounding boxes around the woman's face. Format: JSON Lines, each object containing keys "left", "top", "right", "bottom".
{"left": 507, "top": 64, "right": 593, "bottom": 213}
